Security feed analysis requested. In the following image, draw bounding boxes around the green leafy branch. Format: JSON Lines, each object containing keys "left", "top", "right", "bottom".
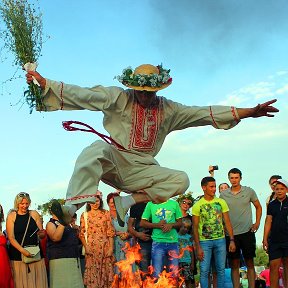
{"left": 0, "top": 0, "right": 45, "bottom": 112}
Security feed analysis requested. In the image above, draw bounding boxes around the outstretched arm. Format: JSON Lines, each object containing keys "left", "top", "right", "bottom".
{"left": 167, "top": 97, "right": 279, "bottom": 133}
{"left": 237, "top": 99, "right": 278, "bottom": 119}
{"left": 26, "top": 70, "right": 124, "bottom": 112}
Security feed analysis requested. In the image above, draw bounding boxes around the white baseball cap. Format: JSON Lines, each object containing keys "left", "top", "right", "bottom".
{"left": 275, "top": 179, "right": 288, "bottom": 189}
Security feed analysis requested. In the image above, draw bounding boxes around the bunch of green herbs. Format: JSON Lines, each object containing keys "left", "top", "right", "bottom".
{"left": 0, "top": 0, "right": 45, "bottom": 112}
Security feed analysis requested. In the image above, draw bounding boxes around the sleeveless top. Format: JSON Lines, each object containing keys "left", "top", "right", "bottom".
{"left": 8, "top": 211, "right": 42, "bottom": 261}
{"left": 47, "top": 218, "right": 79, "bottom": 260}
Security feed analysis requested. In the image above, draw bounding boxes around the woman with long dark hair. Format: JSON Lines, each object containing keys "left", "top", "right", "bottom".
{"left": 46, "top": 201, "right": 84, "bottom": 288}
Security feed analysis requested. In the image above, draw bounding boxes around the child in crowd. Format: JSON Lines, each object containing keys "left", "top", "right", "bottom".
{"left": 240, "top": 272, "right": 249, "bottom": 288}
{"left": 263, "top": 179, "right": 288, "bottom": 288}
{"left": 178, "top": 218, "right": 195, "bottom": 288}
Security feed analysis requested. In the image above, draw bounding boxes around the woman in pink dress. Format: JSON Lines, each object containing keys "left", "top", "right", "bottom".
{"left": 0, "top": 204, "right": 14, "bottom": 288}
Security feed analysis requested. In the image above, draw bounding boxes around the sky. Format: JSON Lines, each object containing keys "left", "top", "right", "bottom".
{"left": 0, "top": 0, "right": 288, "bottom": 244}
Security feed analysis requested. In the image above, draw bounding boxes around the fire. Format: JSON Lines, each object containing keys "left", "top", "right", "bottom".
{"left": 112, "top": 242, "right": 185, "bottom": 288}
{"left": 169, "top": 246, "right": 193, "bottom": 259}
{"left": 112, "top": 242, "right": 142, "bottom": 288}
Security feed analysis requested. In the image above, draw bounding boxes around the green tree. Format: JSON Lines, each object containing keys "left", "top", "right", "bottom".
{"left": 254, "top": 245, "right": 269, "bottom": 267}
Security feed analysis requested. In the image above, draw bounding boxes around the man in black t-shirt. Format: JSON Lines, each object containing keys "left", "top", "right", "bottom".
{"left": 128, "top": 203, "right": 152, "bottom": 273}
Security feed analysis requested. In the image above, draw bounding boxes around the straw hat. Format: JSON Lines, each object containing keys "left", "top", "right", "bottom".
{"left": 116, "top": 64, "right": 172, "bottom": 91}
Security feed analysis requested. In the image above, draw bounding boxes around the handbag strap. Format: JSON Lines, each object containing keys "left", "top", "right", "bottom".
{"left": 20, "top": 213, "right": 31, "bottom": 247}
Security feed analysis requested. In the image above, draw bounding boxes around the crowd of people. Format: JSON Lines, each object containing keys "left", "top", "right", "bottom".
{"left": 0, "top": 168, "right": 287, "bottom": 288}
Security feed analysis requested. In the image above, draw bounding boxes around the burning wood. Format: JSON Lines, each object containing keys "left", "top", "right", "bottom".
{"left": 112, "top": 242, "right": 185, "bottom": 288}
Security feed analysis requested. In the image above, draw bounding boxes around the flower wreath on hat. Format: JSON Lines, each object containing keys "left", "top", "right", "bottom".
{"left": 115, "top": 64, "right": 172, "bottom": 92}
{"left": 176, "top": 191, "right": 195, "bottom": 205}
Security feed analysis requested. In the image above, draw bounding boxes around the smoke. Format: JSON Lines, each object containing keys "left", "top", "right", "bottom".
{"left": 148, "top": 0, "right": 288, "bottom": 72}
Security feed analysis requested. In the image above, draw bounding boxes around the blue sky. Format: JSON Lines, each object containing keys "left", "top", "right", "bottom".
{"left": 1, "top": 0, "right": 288, "bottom": 243}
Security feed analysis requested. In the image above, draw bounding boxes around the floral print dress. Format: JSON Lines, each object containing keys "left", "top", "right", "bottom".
{"left": 80, "top": 209, "right": 115, "bottom": 288}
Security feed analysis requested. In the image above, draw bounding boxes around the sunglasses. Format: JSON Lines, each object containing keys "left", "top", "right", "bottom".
{"left": 182, "top": 200, "right": 192, "bottom": 206}
{"left": 17, "top": 192, "right": 30, "bottom": 198}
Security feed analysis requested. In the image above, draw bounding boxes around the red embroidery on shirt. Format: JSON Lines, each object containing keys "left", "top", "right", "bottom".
{"left": 231, "top": 106, "right": 239, "bottom": 122}
{"left": 209, "top": 106, "right": 219, "bottom": 129}
{"left": 60, "top": 82, "right": 64, "bottom": 110}
{"left": 129, "top": 97, "right": 163, "bottom": 151}
{"left": 66, "top": 194, "right": 98, "bottom": 202}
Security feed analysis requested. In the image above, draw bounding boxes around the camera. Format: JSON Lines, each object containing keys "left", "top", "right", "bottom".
{"left": 212, "top": 165, "right": 219, "bottom": 171}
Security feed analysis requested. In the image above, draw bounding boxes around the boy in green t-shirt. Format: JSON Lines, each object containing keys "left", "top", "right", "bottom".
{"left": 192, "top": 176, "right": 235, "bottom": 288}
{"left": 140, "top": 199, "right": 182, "bottom": 279}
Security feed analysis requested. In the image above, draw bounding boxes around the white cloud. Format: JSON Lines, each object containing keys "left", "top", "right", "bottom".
{"left": 162, "top": 119, "right": 287, "bottom": 157}
{"left": 276, "top": 70, "right": 288, "bottom": 76}
{"left": 218, "top": 71, "right": 288, "bottom": 105}
{"left": 218, "top": 94, "right": 249, "bottom": 106}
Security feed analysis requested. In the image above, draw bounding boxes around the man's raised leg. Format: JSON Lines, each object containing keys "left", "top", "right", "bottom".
{"left": 52, "top": 140, "right": 116, "bottom": 225}
{"left": 114, "top": 193, "right": 150, "bottom": 227}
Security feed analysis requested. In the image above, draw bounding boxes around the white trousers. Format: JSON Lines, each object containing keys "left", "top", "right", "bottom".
{"left": 65, "top": 140, "right": 189, "bottom": 205}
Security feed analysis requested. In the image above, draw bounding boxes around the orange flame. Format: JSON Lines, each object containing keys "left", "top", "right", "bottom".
{"left": 169, "top": 245, "right": 193, "bottom": 259}
{"left": 112, "top": 242, "right": 185, "bottom": 288}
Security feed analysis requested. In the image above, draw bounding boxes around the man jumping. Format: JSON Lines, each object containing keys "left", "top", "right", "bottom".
{"left": 26, "top": 64, "right": 278, "bottom": 226}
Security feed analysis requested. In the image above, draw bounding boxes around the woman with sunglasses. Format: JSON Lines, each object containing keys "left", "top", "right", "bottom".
{"left": 177, "top": 193, "right": 194, "bottom": 229}
{"left": 6, "top": 192, "right": 48, "bottom": 288}
{"left": 80, "top": 195, "right": 115, "bottom": 288}
{"left": 0, "top": 204, "right": 14, "bottom": 288}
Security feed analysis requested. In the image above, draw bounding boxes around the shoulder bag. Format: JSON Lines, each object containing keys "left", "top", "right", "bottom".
{"left": 21, "top": 213, "right": 41, "bottom": 264}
